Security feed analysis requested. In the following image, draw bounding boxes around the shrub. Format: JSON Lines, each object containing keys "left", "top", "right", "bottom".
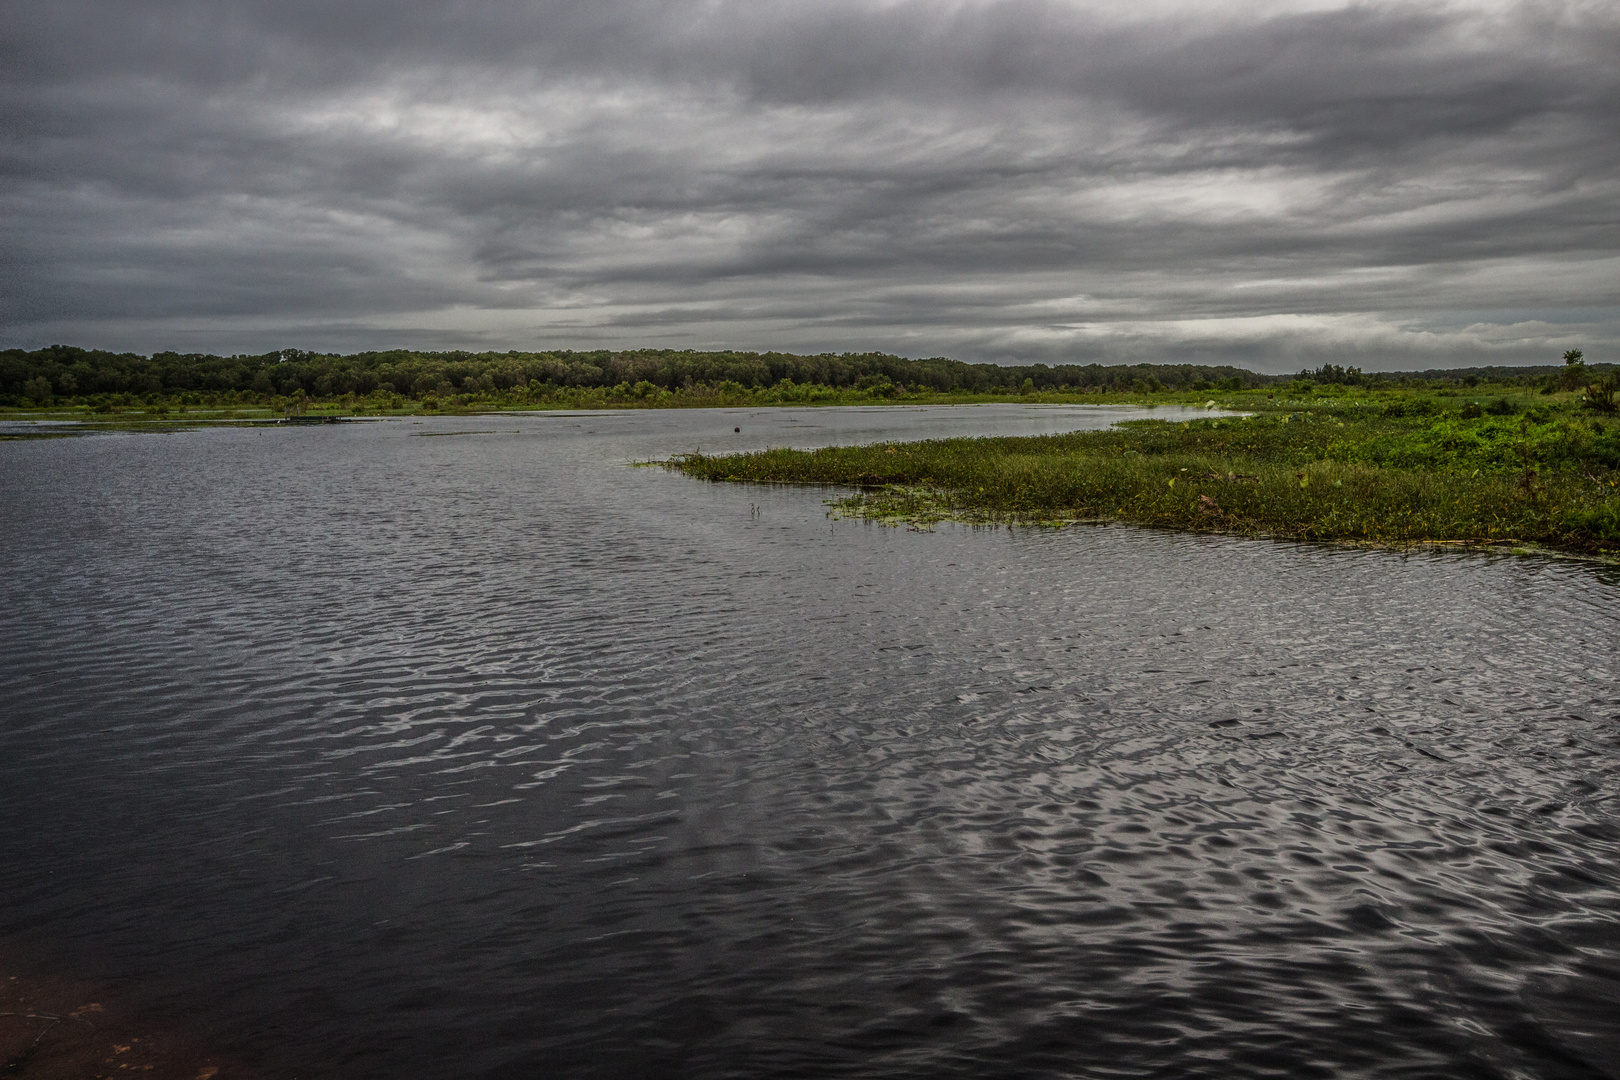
{"left": 1563, "top": 501, "right": 1620, "bottom": 544}
{"left": 1587, "top": 427, "right": 1620, "bottom": 468}
{"left": 1582, "top": 376, "right": 1617, "bottom": 414}
{"left": 1381, "top": 397, "right": 1443, "bottom": 418}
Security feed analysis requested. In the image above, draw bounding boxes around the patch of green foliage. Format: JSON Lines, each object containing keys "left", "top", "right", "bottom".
{"left": 4, "top": 345, "right": 1612, "bottom": 417}
{"left": 0, "top": 344, "right": 1282, "bottom": 410}
{"left": 670, "top": 389, "right": 1620, "bottom": 555}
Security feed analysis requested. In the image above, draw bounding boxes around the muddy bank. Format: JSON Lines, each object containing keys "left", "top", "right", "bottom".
{"left": 1, "top": 963, "right": 257, "bottom": 1080}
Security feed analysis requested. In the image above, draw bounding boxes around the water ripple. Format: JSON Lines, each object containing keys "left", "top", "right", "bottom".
{"left": 3, "top": 406, "right": 1619, "bottom": 1078}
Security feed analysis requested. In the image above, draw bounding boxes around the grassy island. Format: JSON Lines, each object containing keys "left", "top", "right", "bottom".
{"left": 671, "top": 383, "right": 1620, "bottom": 557}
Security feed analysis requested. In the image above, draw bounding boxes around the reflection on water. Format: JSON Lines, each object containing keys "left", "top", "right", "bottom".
{"left": 2, "top": 405, "right": 1618, "bottom": 1079}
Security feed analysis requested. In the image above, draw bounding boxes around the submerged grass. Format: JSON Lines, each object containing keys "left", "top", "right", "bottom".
{"left": 670, "top": 393, "right": 1620, "bottom": 555}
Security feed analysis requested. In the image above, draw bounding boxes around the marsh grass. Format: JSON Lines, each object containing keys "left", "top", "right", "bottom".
{"left": 671, "top": 403, "right": 1620, "bottom": 554}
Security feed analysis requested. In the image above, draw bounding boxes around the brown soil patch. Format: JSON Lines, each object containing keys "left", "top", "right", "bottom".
{"left": 1, "top": 967, "right": 255, "bottom": 1080}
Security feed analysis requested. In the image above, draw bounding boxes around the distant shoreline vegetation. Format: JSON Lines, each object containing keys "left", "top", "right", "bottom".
{"left": 1, "top": 345, "right": 1614, "bottom": 417}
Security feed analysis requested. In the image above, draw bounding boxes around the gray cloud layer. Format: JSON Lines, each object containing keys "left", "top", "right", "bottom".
{"left": 4, "top": 0, "right": 1616, "bottom": 369}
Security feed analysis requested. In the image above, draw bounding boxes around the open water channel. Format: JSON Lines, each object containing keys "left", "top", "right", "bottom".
{"left": 2, "top": 404, "right": 1618, "bottom": 1078}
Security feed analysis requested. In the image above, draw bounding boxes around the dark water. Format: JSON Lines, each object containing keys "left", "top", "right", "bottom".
{"left": 3, "top": 404, "right": 1619, "bottom": 1079}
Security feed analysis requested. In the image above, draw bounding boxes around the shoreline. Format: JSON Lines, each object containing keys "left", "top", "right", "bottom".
{"left": 0, "top": 958, "right": 259, "bottom": 1080}
{"left": 1, "top": 392, "right": 1225, "bottom": 428}
{"left": 810, "top": 483, "right": 1620, "bottom": 565}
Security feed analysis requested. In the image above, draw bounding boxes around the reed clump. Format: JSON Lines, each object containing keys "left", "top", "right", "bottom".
{"left": 670, "top": 398, "right": 1620, "bottom": 554}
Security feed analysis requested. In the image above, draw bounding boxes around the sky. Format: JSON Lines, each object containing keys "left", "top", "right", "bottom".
{"left": 3, "top": 0, "right": 1616, "bottom": 371}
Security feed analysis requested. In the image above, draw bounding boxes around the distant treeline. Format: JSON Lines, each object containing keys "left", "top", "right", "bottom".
{"left": 0, "top": 345, "right": 1606, "bottom": 406}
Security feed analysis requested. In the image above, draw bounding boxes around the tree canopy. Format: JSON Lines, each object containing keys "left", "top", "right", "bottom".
{"left": 0, "top": 345, "right": 1604, "bottom": 406}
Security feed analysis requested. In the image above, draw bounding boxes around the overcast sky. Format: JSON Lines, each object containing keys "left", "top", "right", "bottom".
{"left": 3, "top": 0, "right": 1615, "bottom": 370}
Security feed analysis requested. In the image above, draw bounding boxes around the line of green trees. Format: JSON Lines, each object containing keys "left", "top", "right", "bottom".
{"left": 1, "top": 346, "right": 1268, "bottom": 406}
{"left": 0, "top": 345, "right": 1606, "bottom": 407}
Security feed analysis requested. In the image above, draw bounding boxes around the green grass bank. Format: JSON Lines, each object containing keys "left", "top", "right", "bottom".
{"left": 669, "top": 387, "right": 1620, "bottom": 557}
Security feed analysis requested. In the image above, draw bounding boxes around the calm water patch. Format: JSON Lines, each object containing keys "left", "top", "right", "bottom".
{"left": 2, "top": 405, "right": 1618, "bottom": 1079}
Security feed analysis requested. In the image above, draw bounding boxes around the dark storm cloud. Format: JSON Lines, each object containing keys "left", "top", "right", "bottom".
{"left": 3, "top": 0, "right": 1616, "bottom": 367}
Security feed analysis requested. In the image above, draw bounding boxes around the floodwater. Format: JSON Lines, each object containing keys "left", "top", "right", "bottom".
{"left": 2, "top": 404, "right": 1618, "bottom": 1079}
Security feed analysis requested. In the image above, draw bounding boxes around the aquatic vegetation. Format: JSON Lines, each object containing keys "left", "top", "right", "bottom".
{"left": 671, "top": 394, "right": 1620, "bottom": 555}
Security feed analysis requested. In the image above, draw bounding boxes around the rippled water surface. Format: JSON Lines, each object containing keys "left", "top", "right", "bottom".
{"left": 3, "top": 404, "right": 1619, "bottom": 1079}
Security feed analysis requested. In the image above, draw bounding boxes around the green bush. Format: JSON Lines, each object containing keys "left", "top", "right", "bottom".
{"left": 1381, "top": 397, "right": 1444, "bottom": 418}
{"left": 1583, "top": 376, "right": 1617, "bottom": 414}
{"left": 1563, "top": 501, "right": 1620, "bottom": 544}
